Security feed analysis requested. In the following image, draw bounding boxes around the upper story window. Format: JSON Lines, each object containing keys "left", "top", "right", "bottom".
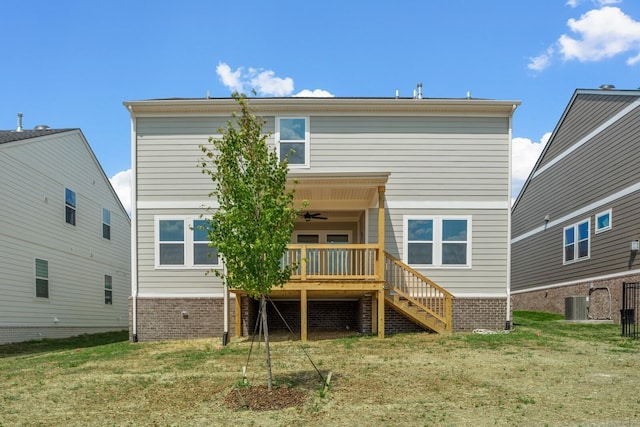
{"left": 276, "top": 117, "right": 309, "bottom": 167}
{"left": 104, "top": 275, "right": 113, "bottom": 305}
{"left": 156, "top": 217, "right": 220, "bottom": 269}
{"left": 405, "top": 216, "right": 471, "bottom": 268}
{"left": 35, "top": 258, "right": 49, "bottom": 299}
{"left": 102, "top": 208, "right": 111, "bottom": 240}
{"left": 595, "top": 209, "right": 612, "bottom": 234}
{"left": 564, "top": 218, "right": 590, "bottom": 264}
{"left": 65, "top": 188, "right": 76, "bottom": 225}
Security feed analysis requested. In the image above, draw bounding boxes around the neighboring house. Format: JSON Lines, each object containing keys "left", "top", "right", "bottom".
{"left": 0, "top": 123, "right": 131, "bottom": 344}
{"left": 124, "top": 92, "right": 519, "bottom": 342}
{"left": 511, "top": 87, "right": 640, "bottom": 323}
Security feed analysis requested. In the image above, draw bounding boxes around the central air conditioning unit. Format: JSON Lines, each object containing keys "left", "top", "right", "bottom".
{"left": 565, "top": 296, "right": 588, "bottom": 320}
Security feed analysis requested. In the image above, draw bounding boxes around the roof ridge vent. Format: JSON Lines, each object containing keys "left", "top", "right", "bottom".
{"left": 34, "top": 125, "right": 50, "bottom": 130}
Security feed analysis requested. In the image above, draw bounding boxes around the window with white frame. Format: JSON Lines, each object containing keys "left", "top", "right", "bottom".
{"left": 156, "top": 217, "right": 220, "bottom": 268}
{"left": 564, "top": 218, "right": 590, "bottom": 264}
{"left": 104, "top": 275, "right": 113, "bottom": 305}
{"left": 595, "top": 209, "right": 612, "bottom": 234}
{"left": 102, "top": 208, "right": 111, "bottom": 240}
{"left": 35, "top": 258, "right": 49, "bottom": 298}
{"left": 65, "top": 187, "right": 76, "bottom": 225}
{"left": 405, "top": 216, "right": 471, "bottom": 267}
{"left": 276, "top": 117, "right": 309, "bottom": 167}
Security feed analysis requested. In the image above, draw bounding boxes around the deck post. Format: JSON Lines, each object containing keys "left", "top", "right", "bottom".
{"left": 300, "top": 289, "right": 308, "bottom": 342}
{"left": 377, "top": 288, "right": 385, "bottom": 339}
{"left": 377, "top": 186, "right": 386, "bottom": 281}
{"left": 234, "top": 294, "right": 242, "bottom": 337}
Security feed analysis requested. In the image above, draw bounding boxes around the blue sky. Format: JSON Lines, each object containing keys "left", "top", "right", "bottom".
{"left": 2, "top": 0, "right": 640, "bottom": 211}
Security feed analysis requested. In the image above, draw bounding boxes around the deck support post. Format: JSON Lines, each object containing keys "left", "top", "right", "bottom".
{"left": 234, "top": 294, "right": 242, "bottom": 337}
{"left": 300, "top": 289, "right": 308, "bottom": 342}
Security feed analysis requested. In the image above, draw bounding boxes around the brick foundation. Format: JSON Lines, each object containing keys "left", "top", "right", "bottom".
{"left": 129, "top": 297, "right": 235, "bottom": 342}
{"left": 451, "top": 297, "right": 509, "bottom": 332}
{"left": 512, "top": 274, "right": 640, "bottom": 323}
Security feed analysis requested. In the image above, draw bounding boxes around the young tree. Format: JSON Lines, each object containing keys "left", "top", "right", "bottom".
{"left": 199, "top": 92, "right": 299, "bottom": 391}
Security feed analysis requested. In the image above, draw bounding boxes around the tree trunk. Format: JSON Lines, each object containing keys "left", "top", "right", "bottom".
{"left": 261, "top": 294, "right": 274, "bottom": 391}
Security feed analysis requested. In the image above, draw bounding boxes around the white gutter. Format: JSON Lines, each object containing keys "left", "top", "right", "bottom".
{"left": 128, "top": 106, "right": 139, "bottom": 342}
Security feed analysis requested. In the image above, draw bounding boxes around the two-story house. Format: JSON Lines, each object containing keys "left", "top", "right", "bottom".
{"left": 0, "top": 122, "right": 131, "bottom": 344}
{"left": 512, "top": 87, "right": 640, "bottom": 324}
{"left": 125, "top": 93, "right": 519, "bottom": 342}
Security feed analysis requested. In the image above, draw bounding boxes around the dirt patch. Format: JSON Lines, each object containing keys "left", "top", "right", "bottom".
{"left": 223, "top": 385, "right": 308, "bottom": 411}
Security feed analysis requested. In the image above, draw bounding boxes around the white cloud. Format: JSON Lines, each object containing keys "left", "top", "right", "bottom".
{"left": 511, "top": 133, "right": 551, "bottom": 200}
{"left": 559, "top": 7, "right": 640, "bottom": 62}
{"left": 529, "top": 6, "right": 640, "bottom": 71}
{"left": 110, "top": 169, "right": 132, "bottom": 215}
{"left": 215, "top": 62, "right": 332, "bottom": 97}
{"left": 294, "top": 89, "right": 335, "bottom": 97}
{"left": 249, "top": 69, "right": 294, "bottom": 96}
{"left": 216, "top": 63, "right": 244, "bottom": 93}
{"left": 528, "top": 47, "right": 555, "bottom": 71}
{"left": 567, "top": 0, "right": 622, "bottom": 7}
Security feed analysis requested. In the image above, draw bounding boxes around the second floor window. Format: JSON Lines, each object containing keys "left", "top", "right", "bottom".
{"left": 65, "top": 188, "right": 76, "bottom": 225}
{"left": 564, "top": 219, "right": 590, "bottom": 264}
{"left": 277, "top": 117, "right": 309, "bottom": 167}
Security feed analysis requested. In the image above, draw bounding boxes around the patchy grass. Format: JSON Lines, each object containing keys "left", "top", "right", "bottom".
{"left": 1, "top": 312, "right": 639, "bottom": 426}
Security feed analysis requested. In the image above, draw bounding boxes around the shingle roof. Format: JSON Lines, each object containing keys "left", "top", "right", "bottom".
{"left": 0, "top": 129, "right": 75, "bottom": 145}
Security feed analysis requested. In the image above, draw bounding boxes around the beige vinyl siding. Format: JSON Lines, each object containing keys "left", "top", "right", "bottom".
{"left": 0, "top": 132, "right": 130, "bottom": 328}
{"left": 136, "top": 209, "right": 224, "bottom": 295}
{"left": 513, "top": 106, "right": 640, "bottom": 238}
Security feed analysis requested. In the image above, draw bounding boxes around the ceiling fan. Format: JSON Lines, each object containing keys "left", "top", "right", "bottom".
{"left": 301, "top": 211, "right": 328, "bottom": 221}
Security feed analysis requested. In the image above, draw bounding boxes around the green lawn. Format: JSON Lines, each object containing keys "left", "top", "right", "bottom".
{"left": 1, "top": 312, "right": 639, "bottom": 426}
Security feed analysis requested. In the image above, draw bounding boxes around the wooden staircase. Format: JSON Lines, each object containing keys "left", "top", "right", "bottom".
{"left": 383, "top": 252, "right": 453, "bottom": 333}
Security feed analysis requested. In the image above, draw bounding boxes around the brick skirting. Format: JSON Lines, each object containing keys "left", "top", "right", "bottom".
{"left": 451, "top": 297, "right": 509, "bottom": 332}
{"left": 512, "top": 274, "right": 640, "bottom": 323}
{"left": 129, "top": 297, "right": 235, "bottom": 342}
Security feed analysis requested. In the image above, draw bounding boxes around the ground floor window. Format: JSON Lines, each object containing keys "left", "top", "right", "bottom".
{"left": 404, "top": 216, "right": 471, "bottom": 268}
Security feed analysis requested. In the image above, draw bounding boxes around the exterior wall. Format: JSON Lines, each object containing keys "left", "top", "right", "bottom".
{"left": 0, "top": 131, "right": 130, "bottom": 343}
{"left": 131, "top": 99, "right": 514, "bottom": 340}
{"left": 512, "top": 91, "right": 640, "bottom": 307}
{"left": 451, "top": 297, "right": 508, "bottom": 331}
{"left": 512, "top": 273, "right": 639, "bottom": 324}
{"left": 130, "top": 297, "right": 235, "bottom": 342}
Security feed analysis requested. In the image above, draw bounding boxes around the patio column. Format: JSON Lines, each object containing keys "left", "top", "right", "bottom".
{"left": 300, "top": 289, "right": 308, "bottom": 342}
{"left": 377, "top": 185, "right": 386, "bottom": 339}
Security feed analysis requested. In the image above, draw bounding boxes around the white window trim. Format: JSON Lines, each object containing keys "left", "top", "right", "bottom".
{"left": 154, "top": 216, "right": 222, "bottom": 270}
{"left": 64, "top": 187, "right": 76, "bottom": 226}
{"left": 403, "top": 215, "right": 472, "bottom": 269}
{"left": 276, "top": 116, "right": 310, "bottom": 168}
{"left": 102, "top": 207, "right": 111, "bottom": 240}
{"left": 34, "top": 257, "right": 49, "bottom": 299}
{"left": 563, "top": 218, "right": 590, "bottom": 265}
{"left": 595, "top": 208, "right": 612, "bottom": 234}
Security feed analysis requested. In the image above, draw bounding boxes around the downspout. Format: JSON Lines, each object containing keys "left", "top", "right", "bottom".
{"left": 505, "top": 104, "right": 517, "bottom": 330}
{"left": 128, "top": 106, "right": 139, "bottom": 342}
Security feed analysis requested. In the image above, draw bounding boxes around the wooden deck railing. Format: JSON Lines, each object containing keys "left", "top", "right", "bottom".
{"left": 384, "top": 252, "right": 452, "bottom": 329}
{"left": 284, "top": 244, "right": 379, "bottom": 280}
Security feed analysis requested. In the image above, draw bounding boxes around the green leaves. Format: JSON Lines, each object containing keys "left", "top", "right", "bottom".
{"left": 199, "top": 93, "right": 298, "bottom": 297}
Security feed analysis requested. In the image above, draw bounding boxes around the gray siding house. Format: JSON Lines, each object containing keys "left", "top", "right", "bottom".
{"left": 511, "top": 87, "right": 640, "bottom": 322}
{"left": 125, "top": 95, "right": 519, "bottom": 342}
{"left": 0, "top": 126, "right": 131, "bottom": 344}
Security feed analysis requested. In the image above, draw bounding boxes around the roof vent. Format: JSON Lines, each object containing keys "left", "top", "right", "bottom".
{"left": 599, "top": 84, "right": 615, "bottom": 90}
{"left": 16, "top": 113, "right": 23, "bottom": 132}
{"left": 34, "top": 125, "right": 50, "bottom": 130}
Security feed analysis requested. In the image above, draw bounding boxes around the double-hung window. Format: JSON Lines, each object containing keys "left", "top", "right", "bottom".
{"left": 102, "top": 208, "right": 111, "bottom": 240}
{"left": 35, "top": 258, "right": 49, "bottom": 298}
{"left": 564, "top": 218, "right": 590, "bottom": 264}
{"left": 405, "top": 216, "right": 471, "bottom": 268}
{"left": 156, "top": 217, "right": 220, "bottom": 268}
{"left": 276, "top": 117, "right": 309, "bottom": 167}
{"left": 104, "top": 275, "right": 113, "bottom": 305}
{"left": 65, "top": 188, "right": 76, "bottom": 225}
